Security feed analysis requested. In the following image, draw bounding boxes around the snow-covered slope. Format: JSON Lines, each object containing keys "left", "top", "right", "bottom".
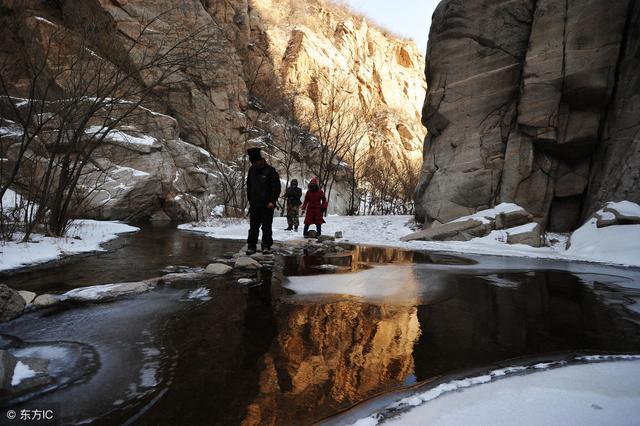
{"left": 180, "top": 204, "right": 640, "bottom": 268}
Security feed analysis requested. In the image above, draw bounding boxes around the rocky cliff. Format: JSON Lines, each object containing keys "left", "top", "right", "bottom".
{"left": 415, "top": 0, "right": 640, "bottom": 232}
{"left": 0, "top": 0, "right": 426, "bottom": 220}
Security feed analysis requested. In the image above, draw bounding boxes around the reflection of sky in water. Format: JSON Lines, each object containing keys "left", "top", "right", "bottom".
{"left": 284, "top": 264, "right": 446, "bottom": 305}
{"left": 284, "top": 258, "right": 639, "bottom": 305}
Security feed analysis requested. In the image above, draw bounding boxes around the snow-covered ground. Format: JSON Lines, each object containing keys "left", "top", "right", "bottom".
{"left": 0, "top": 220, "right": 139, "bottom": 272}
{"left": 348, "top": 358, "right": 640, "bottom": 426}
{"left": 179, "top": 212, "right": 640, "bottom": 268}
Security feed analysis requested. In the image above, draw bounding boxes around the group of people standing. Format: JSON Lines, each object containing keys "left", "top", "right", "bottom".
{"left": 245, "top": 146, "right": 328, "bottom": 255}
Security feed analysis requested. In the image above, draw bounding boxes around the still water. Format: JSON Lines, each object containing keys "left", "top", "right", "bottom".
{"left": 1, "top": 226, "right": 640, "bottom": 425}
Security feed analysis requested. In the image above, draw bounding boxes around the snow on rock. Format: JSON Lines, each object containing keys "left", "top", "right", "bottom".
{"left": 61, "top": 279, "right": 156, "bottom": 302}
{"left": 85, "top": 126, "right": 159, "bottom": 151}
{"left": 451, "top": 203, "right": 523, "bottom": 224}
{"left": 566, "top": 217, "right": 640, "bottom": 266}
{"left": 605, "top": 201, "right": 640, "bottom": 220}
{"left": 505, "top": 222, "right": 538, "bottom": 235}
{"left": 11, "top": 361, "right": 37, "bottom": 386}
{"left": 0, "top": 126, "right": 23, "bottom": 138}
{"left": 185, "top": 287, "right": 211, "bottom": 301}
{"left": 0, "top": 220, "right": 139, "bottom": 272}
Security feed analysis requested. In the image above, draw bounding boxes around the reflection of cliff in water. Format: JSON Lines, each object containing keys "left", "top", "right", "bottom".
{"left": 111, "top": 246, "right": 640, "bottom": 425}
{"left": 241, "top": 301, "right": 420, "bottom": 426}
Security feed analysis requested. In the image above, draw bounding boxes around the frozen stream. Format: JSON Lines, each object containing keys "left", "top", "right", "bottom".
{"left": 1, "top": 226, "right": 640, "bottom": 425}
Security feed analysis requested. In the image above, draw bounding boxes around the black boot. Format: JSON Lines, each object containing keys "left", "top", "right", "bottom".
{"left": 294, "top": 226, "right": 298, "bottom": 232}
{"left": 285, "top": 227, "right": 293, "bottom": 231}
{"left": 262, "top": 246, "right": 272, "bottom": 255}
{"left": 246, "top": 247, "right": 257, "bottom": 255}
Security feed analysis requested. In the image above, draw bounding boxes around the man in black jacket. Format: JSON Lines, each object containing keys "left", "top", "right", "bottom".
{"left": 246, "top": 147, "right": 281, "bottom": 254}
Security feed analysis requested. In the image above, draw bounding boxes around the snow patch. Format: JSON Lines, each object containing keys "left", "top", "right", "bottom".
{"left": 606, "top": 201, "right": 640, "bottom": 218}
{"left": 0, "top": 220, "right": 139, "bottom": 272}
{"left": 85, "top": 126, "right": 157, "bottom": 148}
{"left": 186, "top": 287, "right": 211, "bottom": 301}
{"left": 11, "top": 361, "right": 37, "bottom": 386}
{"left": 350, "top": 360, "right": 640, "bottom": 426}
{"left": 34, "top": 16, "right": 57, "bottom": 27}
{"left": 566, "top": 218, "right": 640, "bottom": 267}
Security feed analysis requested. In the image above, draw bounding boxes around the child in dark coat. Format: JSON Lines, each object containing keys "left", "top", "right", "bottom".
{"left": 301, "top": 177, "right": 328, "bottom": 237}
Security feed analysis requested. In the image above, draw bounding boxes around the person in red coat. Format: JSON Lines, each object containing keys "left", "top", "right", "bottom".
{"left": 301, "top": 177, "right": 328, "bottom": 237}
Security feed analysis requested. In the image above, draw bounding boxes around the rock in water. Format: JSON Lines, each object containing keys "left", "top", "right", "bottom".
{"left": 61, "top": 280, "right": 157, "bottom": 302}
{"left": 31, "top": 294, "right": 59, "bottom": 308}
{"left": 234, "top": 257, "right": 262, "bottom": 270}
{"left": 205, "top": 263, "right": 233, "bottom": 275}
{"left": 18, "top": 290, "right": 36, "bottom": 305}
{"left": 415, "top": 0, "right": 640, "bottom": 231}
{"left": 0, "top": 284, "right": 26, "bottom": 322}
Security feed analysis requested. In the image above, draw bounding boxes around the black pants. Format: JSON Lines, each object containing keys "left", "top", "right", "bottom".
{"left": 248, "top": 206, "right": 274, "bottom": 250}
{"left": 303, "top": 224, "right": 322, "bottom": 235}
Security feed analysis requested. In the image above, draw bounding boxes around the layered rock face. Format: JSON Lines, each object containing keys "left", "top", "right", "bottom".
{"left": 257, "top": 0, "right": 427, "bottom": 159}
{"left": 0, "top": 0, "right": 426, "bottom": 220}
{"left": 415, "top": 0, "right": 640, "bottom": 232}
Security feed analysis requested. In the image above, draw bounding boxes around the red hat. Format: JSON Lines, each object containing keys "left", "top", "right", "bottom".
{"left": 310, "top": 177, "right": 319, "bottom": 185}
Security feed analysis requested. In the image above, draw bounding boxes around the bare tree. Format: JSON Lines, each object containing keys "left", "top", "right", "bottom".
{"left": 0, "top": 8, "right": 223, "bottom": 238}
{"left": 300, "top": 73, "right": 370, "bottom": 208}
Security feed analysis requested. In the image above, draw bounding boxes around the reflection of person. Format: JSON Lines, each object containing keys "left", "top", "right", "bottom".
{"left": 246, "top": 147, "right": 281, "bottom": 254}
{"left": 301, "top": 177, "right": 328, "bottom": 237}
{"left": 284, "top": 179, "right": 302, "bottom": 232}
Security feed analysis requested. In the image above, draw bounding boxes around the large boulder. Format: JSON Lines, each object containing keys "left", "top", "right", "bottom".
{"left": 0, "top": 284, "right": 26, "bottom": 322}
{"left": 415, "top": 0, "right": 640, "bottom": 230}
{"left": 506, "top": 223, "right": 543, "bottom": 248}
{"left": 495, "top": 209, "right": 534, "bottom": 230}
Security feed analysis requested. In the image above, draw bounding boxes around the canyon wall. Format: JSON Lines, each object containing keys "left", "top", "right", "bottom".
{"left": 0, "top": 0, "right": 426, "bottom": 220}
{"left": 415, "top": 0, "right": 640, "bottom": 231}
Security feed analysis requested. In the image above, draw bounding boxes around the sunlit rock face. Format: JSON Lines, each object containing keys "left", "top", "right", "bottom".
{"left": 241, "top": 301, "right": 420, "bottom": 425}
{"left": 1, "top": 0, "right": 426, "bottom": 219}
{"left": 261, "top": 1, "right": 427, "bottom": 161}
{"left": 415, "top": 0, "right": 640, "bottom": 232}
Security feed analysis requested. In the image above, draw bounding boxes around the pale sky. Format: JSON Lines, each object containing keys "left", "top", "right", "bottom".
{"left": 343, "top": 0, "right": 441, "bottom": 54}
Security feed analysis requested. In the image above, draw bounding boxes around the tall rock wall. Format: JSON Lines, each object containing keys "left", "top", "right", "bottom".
{"left": 0, "top": 0, "right": 427, "bottom": 220}
{"left": 415, "top": 0, "right": 640, "bottom": 232}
